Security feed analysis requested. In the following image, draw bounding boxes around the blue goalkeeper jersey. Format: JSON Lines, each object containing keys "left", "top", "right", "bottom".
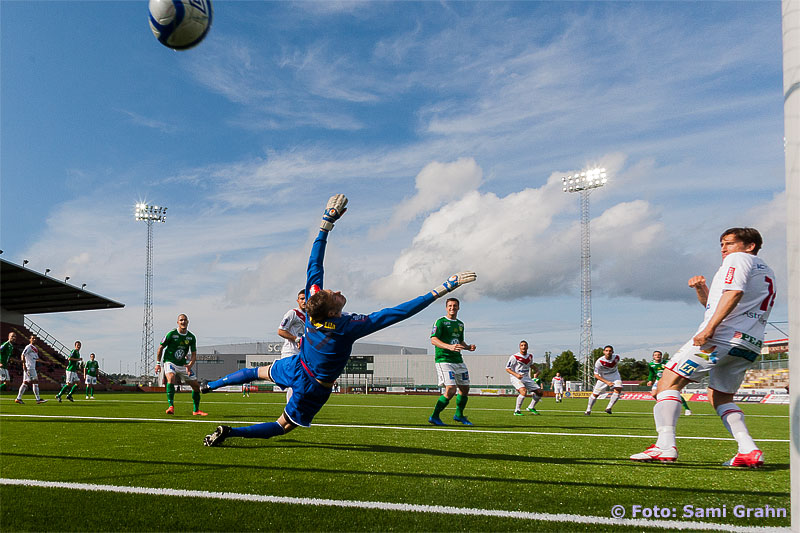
{"left": 301, "top": 230, "right": 436, "bottom": 383}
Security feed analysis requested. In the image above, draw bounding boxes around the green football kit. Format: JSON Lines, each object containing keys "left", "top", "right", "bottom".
{"left": 431, "top": 317, "right": 465, "bottom": 364}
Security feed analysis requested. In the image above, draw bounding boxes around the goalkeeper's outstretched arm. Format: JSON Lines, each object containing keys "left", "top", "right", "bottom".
{"left": 430, "top": 271, "right": 477, "bottom": 299}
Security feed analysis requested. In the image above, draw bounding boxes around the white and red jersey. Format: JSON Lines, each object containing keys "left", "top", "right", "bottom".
{"left": 279, "top": 308, "right": 306, "bottom": 357}
{"left": 506, "top": 352, "right": 533, "bottom": 376}
{"left": 21, "top": 344, "right": 39, "bottom": 369}
{"left": 551, "top": 375, "right": 564, "bottom": 390}
{"left": 594, "top": 354, "right": 620, "bottom": 379}
{"left": 698, "top": 252, "right": 776, "bottom": 353}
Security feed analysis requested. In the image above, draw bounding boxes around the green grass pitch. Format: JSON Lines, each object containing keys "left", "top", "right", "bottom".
{"left": 0, "top": 392, "right": 789, "bottom": 532}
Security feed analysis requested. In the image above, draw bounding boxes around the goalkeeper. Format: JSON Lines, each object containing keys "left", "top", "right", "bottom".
{"left": 203, "top": 194, "right": 476, "bottom": 446}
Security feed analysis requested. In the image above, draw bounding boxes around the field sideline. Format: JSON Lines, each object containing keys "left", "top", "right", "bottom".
{"left": 0, "top": 392, "right": 790, "bottom": 532}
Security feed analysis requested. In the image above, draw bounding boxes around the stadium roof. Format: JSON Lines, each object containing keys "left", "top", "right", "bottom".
{"left": 0, "top": 258, "right": 124, "bottom": 315}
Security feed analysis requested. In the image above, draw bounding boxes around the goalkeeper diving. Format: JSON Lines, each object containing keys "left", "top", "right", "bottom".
{"left": 203, "top": 194, "right": 477, "bottom": 446}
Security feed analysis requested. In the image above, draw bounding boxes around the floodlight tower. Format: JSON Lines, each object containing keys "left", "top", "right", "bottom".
{"left": 562, "top": 168, "right": 608, "bottom": 390}
{"left": 135, "top": 203, "right": 167, "bottom": 383}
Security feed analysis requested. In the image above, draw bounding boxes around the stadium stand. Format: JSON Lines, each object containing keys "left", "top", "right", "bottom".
{"left": 741, "top": 368, "right": 790, "bottom": 390}
{"left": 0, "top": 258, "right": 124, "bottom": 391}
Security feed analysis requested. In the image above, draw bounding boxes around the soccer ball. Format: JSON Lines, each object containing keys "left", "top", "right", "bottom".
{"left": 148, "top": 0, "right": 213, "bottom": 51}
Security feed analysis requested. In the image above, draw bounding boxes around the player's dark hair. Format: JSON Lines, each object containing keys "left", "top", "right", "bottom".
{"left": 604, "top": 345, "right": 614, "bottom": 352}
{"left": 298, "top": 289, "right": 305, "bottom": 297}
{"left": 445, "top": 297, "right": 460, "bottom": 306}
{"left": 720, "top": 227, "right": 762, "bottom": 254}
{"left": 653, "top": 350, "right": 662, "bottom": 356}
{"left": 307, "top": 291, "right": 334, "bottom": 323}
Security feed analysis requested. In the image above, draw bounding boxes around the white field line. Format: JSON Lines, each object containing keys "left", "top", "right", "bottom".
{"left": 0, "top": 413, "right": 788, "bottom": 442}
{"left": 0, "top": 478, "right": 787, "bottom": 532}
{"left": 0, "top": 397, "right": 788, "bottom": 417}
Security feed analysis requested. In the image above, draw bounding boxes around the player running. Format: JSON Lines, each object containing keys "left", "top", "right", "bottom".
{"left": 202, "top": 194, "right": 476, "bottom": 446}
{"left": 155, "top": 314, "right": 207, "bottom": 416}
{"left": 505, "top": 340, "right": 541, "bottom": 415}
{"left": 551, "top": 372, "right": 564, "bottom": 402}
{"left": 647, "top": 350, "right": 691, "bottom": 416}
{"left": 15, "top": 335, "right": 47, "bottom": 404}
{"left": 585, "top": 345, "right": 622, "bottom": 415}
{"left": 56, "top": 341, "right": 82, "bottom": 402}
{"left": 631, "top": 228, "right": 775, "bottom": 467}
{"left": 428, "top": 298, "right": 477, "bottom": 426}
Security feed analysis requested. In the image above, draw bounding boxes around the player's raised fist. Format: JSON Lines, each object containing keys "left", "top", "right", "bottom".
{"left": 320, "top": 194, "right": 348, "bottom": 232}
{"left": 688, "top": 275, "right": 706, "bottom": 289}
{"left": 431, "top": 271, "right": 477, "bottom": 298}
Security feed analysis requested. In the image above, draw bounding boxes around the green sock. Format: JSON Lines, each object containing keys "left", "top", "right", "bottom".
{"left": 432, "top": 395, "right": 450, "bottom": 417}
{"left": 68, "top": 384, "right": 78, "bottom": 396}
{"left": 0, "top": 383, "right": 6, "bottom": 391}
{"left": 88, "top": 386, "right": 93, "bottom": 396}
{"left": 192, "top": 390, "right": 200, "bottom": 411}
{"left": 454, "top": 393, "right": 468, "bottom": 418}
{"left": 680, "top": 395, "right": 690, "bottom": 411}
{"left": 166, "top": 383, "right": 175, "bottom": 406}
{"left": 57, "top": 384, "right": 69, "bottom": 397}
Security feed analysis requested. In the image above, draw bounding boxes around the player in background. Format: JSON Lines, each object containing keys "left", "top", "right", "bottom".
{"left": 202, "top": 194, "right": 476, "bottom": 446}
{"left": 505, "top": 340, "right": 541, "bottom": 415}
{"left": 277, "top": 289, "right": 307, "bottom": 402}
{"left": 429, "top": 298, "right": 478, "bottom": 426}
{"left": 56, "top": 341, "right": 82, "bottom": 402}
{"left": 585, "top": 345, "right": 622, "bottom": 415}
{"left": 631, "top": 228, "right": 775, "bottom": 467}
{"left": 647, "top": 350, "right": 691, "bottom": 416}
{"left": 155, "top": 314, "right": 207, "bottom": 416}
{"left": 15, "top": 335, "right": 47, "bottom": 404}
{"left": 551, "top": 372, "right": 565, "bottom": 402}
{"left": 0, "top": 331, "right": 16, "bottom": 391}
{"left": 242, "top": 384, "right": 250, "bottom": 397}
{"left": 84, "top": 353, "right": 99, "bottom": 400}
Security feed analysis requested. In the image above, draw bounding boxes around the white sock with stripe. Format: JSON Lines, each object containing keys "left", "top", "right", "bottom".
{"left": 654, "top": 390, "right": 682, "bottom": 449}
{"left": 716, "top": 402, "right": 758, "bottom": 454}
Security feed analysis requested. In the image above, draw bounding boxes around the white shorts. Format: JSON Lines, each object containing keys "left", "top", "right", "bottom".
{"left": 436, "top": 362, "right": 470, "bottom": 387}
{"left": 553, "top": 386, "right": 563, "bottom": 394}
{"left": 665, "top": 340, "right": 758, "bottom": 394}
{"left": 23, "top": 367, "right": 38, "bottom": 382}
{"left": 0, "top": 367, "right": 9, "bottom": 381}
{"left": 163, "top": 362, "right": 197, "bottom": 383}
{"left": 510, "top": 376, "right": 540, "bottom": 393}
{"left": 65, "top": 371, "right": 81, "bottom": 384}
{"left": 85, "top": 376, "right": 98, "bottom": 385}
{"left": 593, "top": 377, "right": 622, "bottom": 395}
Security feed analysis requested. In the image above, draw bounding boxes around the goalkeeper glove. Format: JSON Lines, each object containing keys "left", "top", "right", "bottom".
{"left": 431, "top": 271, "right": 476, "bottom": 298}
{"left": 320, "top": 194, "right": 348, "bottom": 232}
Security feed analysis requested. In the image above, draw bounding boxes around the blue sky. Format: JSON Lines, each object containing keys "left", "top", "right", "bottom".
{"left": 0, "top": 1, "right": 788, "bottom": 373}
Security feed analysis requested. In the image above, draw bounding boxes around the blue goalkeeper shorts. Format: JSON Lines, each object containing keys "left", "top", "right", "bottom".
{"left": 270, "top": 355, "right": 331, "bottom": 427}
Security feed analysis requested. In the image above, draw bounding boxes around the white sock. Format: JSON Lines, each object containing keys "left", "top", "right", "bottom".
{"left": 607, "top": 391, "right": 620, "bottom": 409}
{"left": 33, "top": 384, "right": 41, "bottom": 400}
{"left": 530, "top": 395, "right": 540, "bottom": 408}
{"left": 17, "top": 383, "right": 28, "bottom": 400}
{"left": 717, "top": 402, "right": 758, "bottom": 454}
{"left": 654, "top": 390, "right": 682, "bottom": 449}
{"left": 515, "top": 395, "right": 525, "bottom": 411}
{"left": 586, "top": 394, "right": 597, "bottom": 412}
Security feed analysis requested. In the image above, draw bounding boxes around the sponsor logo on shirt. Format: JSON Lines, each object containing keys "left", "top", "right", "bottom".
{"left": 724, "top": 266, "right": 735, "bottom": 284}
{"left": 733, "top": 331, "right": 762, "bottom": 348}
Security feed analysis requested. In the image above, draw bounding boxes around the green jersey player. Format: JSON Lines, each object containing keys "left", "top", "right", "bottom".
{"left": 84, "top": 353, "right": 100, "bottom": 399}
{"left": 56, "top": 341, "right": 82, "bottom": 402}
{"left": 649, "top": 350, "right": 691, "bottom": 415}
{"left": 0, "top": 331, "right": 16, "bottom": 391}
{"left": 155, "top": 314, "right": 206, "bottom": 416}
{"left": 429, "top": 297, "right": 477, "bottom": 426}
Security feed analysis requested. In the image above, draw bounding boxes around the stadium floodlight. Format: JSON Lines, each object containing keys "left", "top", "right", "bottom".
{"left": 81, "top": 283, "right": 87, "bottom": 290}
{"left": 23, "top": 259, "right": 29, "bottom": 267}
{"left": 64, "top": 276, "right": 70, "bottom": 283}
{"left": 135, "top": 203, "right": 167, "bottom": 384}
{"left": 562, "top": 167, "right": 608, "bottom": 390}
{"left": 44, "top": 269, "right": 50, "bottom": 275}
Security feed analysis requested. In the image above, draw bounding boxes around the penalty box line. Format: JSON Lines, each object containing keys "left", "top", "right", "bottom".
{"left": 0, "top": 478, "right": 786, "bottom": 532}
{"left": 0, "top": 413, "right": 788, "bottom": 442}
